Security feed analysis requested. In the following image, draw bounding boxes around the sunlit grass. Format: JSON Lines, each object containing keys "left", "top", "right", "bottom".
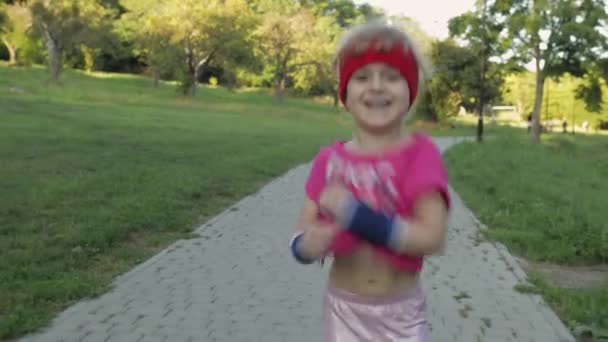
{"left": 0, "top": 64, "right": 349, "bottom": 339}
{"left": 445, "top": 127, "right": 608, "bottom": 335}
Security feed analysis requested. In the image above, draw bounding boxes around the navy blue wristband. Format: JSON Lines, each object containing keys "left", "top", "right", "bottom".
{"left": 337, "top": 196, "right": 403, "bottom": 251}
{"left": 290, "top": 233, "right": 315, "bottom": 264}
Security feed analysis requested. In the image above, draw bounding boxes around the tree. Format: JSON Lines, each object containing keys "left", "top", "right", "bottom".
{"left": 1, "top": 1, "right": 32, "bottom": 65}
{"left": 424, "top": 38, "right": 503, "bottom": 122}
{"left": 144, "top": 0, "right": 256, "bottom": 96}
{"left": 29, "top": 0, "right": 116, "bottom": 82}
{"left": 456, "top": 0, "right": 608, "bottom": 143}
{"left": 576, "top": 75, "right": 603, "bottom": 113}
{"left": 254, "top": 4, "right": 323, "bottom": 101}
{"left": 501, "top": 72, "right": 536, "bottom": 119}
{"left": 306, "top": 0, "right": 381, "bottom": 27}
{"left": 575, "top": 62, "right": 606, "bottom": 113}
{"left": 0, "top": 4, "right": 6, "bottom": 32}
{"left": 289, "top": 14, "right": 341, "bottom": 102}
{"left": 449, "top": 0, "right": 510, "bottom": 141}
{"left": 428, "top": 40, "right": 475, "bottom": 121}
{"left": 117, "top": 0, "right": 181, "bottom": 86}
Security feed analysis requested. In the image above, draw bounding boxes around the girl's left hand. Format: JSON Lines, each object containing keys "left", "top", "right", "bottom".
{"left": 319, "top": 183, "right": 352, "bottom": 218}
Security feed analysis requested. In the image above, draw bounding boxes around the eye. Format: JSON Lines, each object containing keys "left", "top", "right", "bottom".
{"left": 385, "top": 71, "right": 402, "bottom": 81}
{"left": 353, "top": 73, "right": 369, "bottom": 81}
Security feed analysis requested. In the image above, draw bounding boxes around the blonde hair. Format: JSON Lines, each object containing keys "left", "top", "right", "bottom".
{"left": 332, "top": 18, "right": 432, "bottom": 83}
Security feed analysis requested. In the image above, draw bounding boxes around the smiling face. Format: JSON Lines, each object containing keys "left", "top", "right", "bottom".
{"left": 344, "top": 62, "right": 411, "bottom": 134}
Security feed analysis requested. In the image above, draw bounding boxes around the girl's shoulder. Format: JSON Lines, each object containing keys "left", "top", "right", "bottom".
{"left": 312, "top": 132, "right": 440, "bottom": 165}
{"left": 409, "top": 131, "right": 438, "bottom": 151}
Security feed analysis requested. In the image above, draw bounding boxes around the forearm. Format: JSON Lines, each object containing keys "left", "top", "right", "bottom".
{"left": 290, "top": 222, "right": 334, "bottom": 264}
{"left": 290, "top": 231, "right": 322, "bottom": 262}
{"left": 390, "top": 218, "right": 445, "bottom": 256}
{"left": 335, "top": 194, "right": 446, "bottom": 256}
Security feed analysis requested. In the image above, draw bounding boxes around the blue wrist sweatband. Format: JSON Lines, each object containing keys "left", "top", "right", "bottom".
{"left": 336, "top": 195, "right": 404, "bottom": 251}
{"left": 290, "top": 233, "right": 315, "bottom": 264}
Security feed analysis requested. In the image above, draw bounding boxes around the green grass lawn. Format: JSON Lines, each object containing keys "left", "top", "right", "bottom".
{"left": 0, "top": 64, "right": 359, "bottom": 339}
{"left": 444, "top": 127, "right": 608, "bottom": 336}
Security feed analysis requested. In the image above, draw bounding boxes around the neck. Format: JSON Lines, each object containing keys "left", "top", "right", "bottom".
{"left": 352, "top": 125, "right": 408, "bottom": 152}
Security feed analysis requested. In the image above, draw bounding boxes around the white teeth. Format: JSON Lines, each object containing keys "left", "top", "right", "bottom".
{"left": 366, "top": 101, "right": 390, "bottom": 107}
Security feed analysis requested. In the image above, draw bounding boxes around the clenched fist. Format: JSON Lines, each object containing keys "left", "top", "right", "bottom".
{"left": 319, "top": 183, "right": 353, "bottom": 220}
{"left": 299, "top": 224, "right": 340, "bottom": 259}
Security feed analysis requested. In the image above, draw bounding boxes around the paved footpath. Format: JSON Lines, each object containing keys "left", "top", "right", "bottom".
{"left": 19, "top": 137, "right": 575, "bottom": 342}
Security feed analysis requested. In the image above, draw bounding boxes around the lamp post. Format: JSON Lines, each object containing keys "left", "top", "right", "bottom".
{"left": 477, "top": 0, "right": 488, "bottom": 142}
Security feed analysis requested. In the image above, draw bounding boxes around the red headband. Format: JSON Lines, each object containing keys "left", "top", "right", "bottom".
{"left": 338, "top": 41, "right": 419, "bottom": 107}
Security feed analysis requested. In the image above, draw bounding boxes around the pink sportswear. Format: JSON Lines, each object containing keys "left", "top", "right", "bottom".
{"left": 305, "top": 132, "right": 451, "bottom": 272}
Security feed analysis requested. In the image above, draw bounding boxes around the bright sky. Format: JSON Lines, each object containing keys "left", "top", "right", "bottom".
{"left": 355, "top": 0, "right": 477, "bottom": 39}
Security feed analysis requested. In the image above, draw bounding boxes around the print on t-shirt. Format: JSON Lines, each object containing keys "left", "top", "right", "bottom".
{"left": 325, "top": 152, "right": 399, "bottom": 214}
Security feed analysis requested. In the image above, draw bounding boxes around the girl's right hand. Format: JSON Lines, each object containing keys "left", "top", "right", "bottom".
{"left": 300, "top": 224, "right": 340, "bottom": 259}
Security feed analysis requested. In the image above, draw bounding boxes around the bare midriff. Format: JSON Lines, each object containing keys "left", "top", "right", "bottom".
{"left": 329, "top": 244, "right": 419, "bottom": 297}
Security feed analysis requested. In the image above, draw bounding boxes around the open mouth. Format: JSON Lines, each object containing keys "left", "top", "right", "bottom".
{"left": 364, "top": 100, "right": 392, "bottom": 109}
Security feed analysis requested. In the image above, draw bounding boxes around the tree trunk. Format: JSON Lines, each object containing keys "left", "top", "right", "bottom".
{"left": 224, "top": 69, "right": 236, "bottom": 92}
{"left": 531, "top": 56, "right": 545, "bottom": 144}
{"left": 275, "top": 52, "right": 291, "bottom": 103}
{"left": 184, "top": 49, "right": 196, "bottom": 96}
{"left": 186, "top": 51, "right": 216, "bottom": 97}
{"left": 1, "top": 38, "right": 17, "bottom": 64}
{"left": 189, "top": 71, "right": 197, "bottom": 97}
{"left": 275, "top": 75, "right": 286, "bottom": 102}
{"left": 152, "top": 69, "right": 160, "bottom": 87}
{"left": 45, "top": 33, "right": 62, "bottom": 82}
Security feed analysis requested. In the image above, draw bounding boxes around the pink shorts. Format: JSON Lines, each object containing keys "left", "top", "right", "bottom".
{"left": 323, "top": 283, "right": 430, "bottom": 342}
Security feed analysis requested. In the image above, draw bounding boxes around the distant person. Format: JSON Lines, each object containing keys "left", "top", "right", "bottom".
{"left": 289, "top": 19, "right": 450, "bottom": 341}
{"left": 527, "top": 113, "right": 532, "bottom": 132}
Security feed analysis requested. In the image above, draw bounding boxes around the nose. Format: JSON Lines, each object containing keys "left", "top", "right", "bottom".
{"left": 370, "top": 73, "right": 383, "bottom": 91}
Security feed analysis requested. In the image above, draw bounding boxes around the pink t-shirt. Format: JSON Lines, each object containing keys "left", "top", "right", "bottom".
{"left": 305, "top": 132, "right": 451, "bottom": 272}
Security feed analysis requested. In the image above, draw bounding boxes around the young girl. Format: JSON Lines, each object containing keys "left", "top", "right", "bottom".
{"left": 289, "top": 19, "right": 451, "bottom": 341}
